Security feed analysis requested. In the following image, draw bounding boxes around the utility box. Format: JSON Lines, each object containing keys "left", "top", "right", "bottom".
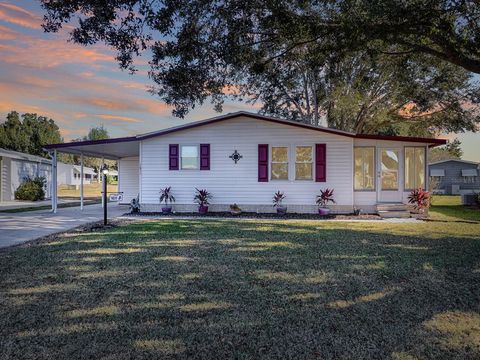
{"left": 451, "top": 184, "right": 460, "bottom": 195}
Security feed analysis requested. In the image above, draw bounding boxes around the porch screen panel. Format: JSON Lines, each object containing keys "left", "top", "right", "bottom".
{"left": 354, "top": 147, "right": 374, "bottom": 190}
{"left": 405, "top": 147, "right": 425, "bottom": 189}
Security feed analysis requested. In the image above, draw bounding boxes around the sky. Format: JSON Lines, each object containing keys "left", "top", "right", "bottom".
{"left": 0, "top": 1, "right": 478, "bottom": 161}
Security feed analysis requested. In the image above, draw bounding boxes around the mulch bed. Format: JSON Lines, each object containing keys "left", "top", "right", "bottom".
{"left": 127, "top": 211, "right": 382, "bottom": 220}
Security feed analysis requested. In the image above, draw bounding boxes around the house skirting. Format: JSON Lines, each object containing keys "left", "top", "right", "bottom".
{"left": 139, "top": 203, "right": 364, "bottom": 214}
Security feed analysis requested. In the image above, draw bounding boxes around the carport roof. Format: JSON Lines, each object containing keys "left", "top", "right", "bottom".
{"left": 44, "top": 111, "right": 448, "bottom": 159}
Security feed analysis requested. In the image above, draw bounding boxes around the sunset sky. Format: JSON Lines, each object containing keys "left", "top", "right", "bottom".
{"left": 0, "top": 1, "right": 478, "bottom": 161}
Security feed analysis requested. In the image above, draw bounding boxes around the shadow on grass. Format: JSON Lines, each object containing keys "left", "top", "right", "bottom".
{"left": 0, "top": 220, "right": 479, "bottom": 359}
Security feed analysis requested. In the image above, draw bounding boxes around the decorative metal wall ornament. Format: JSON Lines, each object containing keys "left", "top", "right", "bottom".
{"left": 229, "top": 150, "right": 243, "bottom": 164}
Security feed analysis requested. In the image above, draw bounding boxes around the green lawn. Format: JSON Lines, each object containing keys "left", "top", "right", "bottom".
{"left": 1, "top": 219, "right": 479, "bottom": 359}
{"left": 429, "top": 195, "right": 480, "bottom": 222}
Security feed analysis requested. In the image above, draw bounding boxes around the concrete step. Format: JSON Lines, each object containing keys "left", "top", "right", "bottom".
{"left": 378, "top": 210, "right": 411, "bottom": 219}
{"left": 376, "top": 203, "right": 408, "bottom": 212}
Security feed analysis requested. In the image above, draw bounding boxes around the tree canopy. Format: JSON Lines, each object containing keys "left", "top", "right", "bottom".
{"left": 0, "top": 111, "right": 62, "bottom": 157}
{"left": 40, "top": 0, "right": 480, "bottom": 134}
{"left": 429, "top": 138, "right": 464, "bottom": 162}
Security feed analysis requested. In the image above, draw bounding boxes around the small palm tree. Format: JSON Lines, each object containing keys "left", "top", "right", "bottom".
{"left": 159, "top": 186, "right": 175, "bottom": 205}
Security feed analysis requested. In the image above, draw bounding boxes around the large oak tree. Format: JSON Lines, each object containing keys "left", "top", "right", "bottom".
{"left": 40, "top": 0, "right": 480, "bottom": 134}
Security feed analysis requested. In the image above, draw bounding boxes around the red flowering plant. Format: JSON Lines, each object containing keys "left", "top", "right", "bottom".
{"left": 407, "top": 188, "right": 430, "bottom": 212}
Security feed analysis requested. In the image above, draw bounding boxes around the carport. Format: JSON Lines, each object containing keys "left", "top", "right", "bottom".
{"left": 44, "top": 137, "right": 140, "bottom": 213}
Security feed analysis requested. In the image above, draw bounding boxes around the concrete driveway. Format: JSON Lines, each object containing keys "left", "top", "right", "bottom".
{"left": 0, "top": 203, "right": 129, "bottom": 248}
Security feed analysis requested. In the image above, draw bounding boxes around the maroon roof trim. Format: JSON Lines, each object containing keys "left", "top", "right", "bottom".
{"left": 354, "top": 133, "right": 447, "bottom": 145}
{"left": 44, "top": 111, "right": 447, "bottom": 149}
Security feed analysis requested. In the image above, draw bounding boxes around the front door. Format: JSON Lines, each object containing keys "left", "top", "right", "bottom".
{"left": 377, "top": 148, "right": 402, "bottom": 203}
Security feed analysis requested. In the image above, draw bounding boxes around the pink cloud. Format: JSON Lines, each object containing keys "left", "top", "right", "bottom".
{"left": 0, "top": 2, "right": 41, "bottom": 29}
{"left": 95, "top": 114, "right": 141, "bottom": 123}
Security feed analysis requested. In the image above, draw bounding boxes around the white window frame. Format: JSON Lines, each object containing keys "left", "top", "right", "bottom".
{"left": 294, "top": 145, "right": 314, "bottom": 181}
{"left": 180, "top": 144, "right": 200, "bottom": 170}
{"left": 354, "top": 147, "right": 376, "bottom": 191}
{"left": 270, "top": 145, "right": 289, "bottom": 181}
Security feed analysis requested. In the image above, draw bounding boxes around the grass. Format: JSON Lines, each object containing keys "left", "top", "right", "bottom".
{"left": 58, "top": 183, "right": 118, "bottom": 200}
{"left": 0, "top": 218, "right": 479, "bottom": 359}
{"left": 429, "top": 195, "right": 480, "bottom": 222}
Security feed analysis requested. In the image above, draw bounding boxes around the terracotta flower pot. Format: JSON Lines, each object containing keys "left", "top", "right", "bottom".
{"left": 318, "top": 208, "right": 330, "bottom": 215}
{"left": 198, "top": 205, "right": 209, "bottom": 214}
{"left": 162, "top": 206, "right": 172, "bottom": 214}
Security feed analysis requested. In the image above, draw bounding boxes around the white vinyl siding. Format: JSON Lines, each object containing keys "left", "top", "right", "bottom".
{"left": 140, "top": 116, "right": 354, "bottom": 208}
{"left": 118, "top": 157, "right": 139, "bottom": 204}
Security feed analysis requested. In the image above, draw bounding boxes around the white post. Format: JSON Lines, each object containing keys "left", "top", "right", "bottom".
{"left": 80, "top": 153, "right": 84, "bottom": 211}
{"left": 101, "top": 157, "right": 105, "bottom": 208}
{"left": 52, "top": 149, "right": 58, "bottom": 213}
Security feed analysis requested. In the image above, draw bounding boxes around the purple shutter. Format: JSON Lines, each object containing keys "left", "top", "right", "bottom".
{"left": 258, "top": 144, "right": 269, "bottom": 182}
{"left": 169, "top": 144, "right": 179, "bottom": 170}
{"left": 200, "top": 144, "right": 210, "bottom": 170}
{"left": 315, "top": 144, "right": 326, "bottom": 182}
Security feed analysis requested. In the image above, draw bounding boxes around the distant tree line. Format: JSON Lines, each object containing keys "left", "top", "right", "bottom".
{"left": 0, "top": 111, "right": 115, "bottom": 173}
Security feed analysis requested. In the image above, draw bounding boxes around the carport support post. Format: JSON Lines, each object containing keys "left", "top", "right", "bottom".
{"left": 101, "top": 157, "right": 105, "bottom": 209}
{"left": 80, "top": 153, "right": 84, "bottom": 211}
{"left": 51, "top": 149, "right": 57, "bottom": 213}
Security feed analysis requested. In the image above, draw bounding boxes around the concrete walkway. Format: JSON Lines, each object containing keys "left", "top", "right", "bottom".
{"left": 0, "top": 198, "right": 85, "bottom": 211}
{"left": 0, "top": 203, "right": 128, "bottom": 248}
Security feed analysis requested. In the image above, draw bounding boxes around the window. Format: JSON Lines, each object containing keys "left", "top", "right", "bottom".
{"left": 271, "top": 146, "right": 288, "bottom": 180}
{"left": 354, "top": 147, "right": 375, "bottom": 190}
{"left": 405, "top": 147, "right": 425, "bottom": 189}
{"left": 181, "top": 145, "right": 199, "bottom": 170}
{"left": 295, "top": 146, "right": 313, "bottom": 180}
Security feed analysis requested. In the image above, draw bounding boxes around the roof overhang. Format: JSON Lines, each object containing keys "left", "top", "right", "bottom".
{"left": 44, "top": 137, "right": 139, "bottom": 159}
{"left": 44, "top": 111, "right": 448, "bottom": 157}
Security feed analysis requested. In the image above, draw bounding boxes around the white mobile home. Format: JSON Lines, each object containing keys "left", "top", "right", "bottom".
{"left": 0, "top": 148, "right": 52, "bottom": 202}
{"left": 57, "top": 162, "right": 96, "bottom": 186}
{"left": 45, "top": 112, "right": 446, "bottom": 214}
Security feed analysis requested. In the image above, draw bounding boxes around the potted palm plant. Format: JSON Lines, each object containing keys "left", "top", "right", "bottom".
{"left": 130, "top": 195, "right": 140, "bottom": 213}
{"left": 159, "top": 186, "right": 175, "bottom": 214}
{"left": 316, "top": 188, "right": 335, "bottom": 215}
{"left": 194, "top": 188, "right": 212, "bottom": 214}
{"left": 273, "top": 191, "right": 287, "bottom": 214}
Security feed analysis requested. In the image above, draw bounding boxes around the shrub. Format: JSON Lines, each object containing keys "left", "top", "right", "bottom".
{"left": 194, "top": 188, "right": 212, "bottom": 206}
{"left": 14, "top": 177, "right": 46, "bottom": 201}
{"left": 272, "top": 191, "right": 286, "bottom": 207}
{"left": 316, "top": 188, "right": 336, "bottom": 207}
{"left": 408, "top": 188, "right": 430, "bottom": 211}
{"left": 159, "top": 186, "right": 175, "bottom": 205}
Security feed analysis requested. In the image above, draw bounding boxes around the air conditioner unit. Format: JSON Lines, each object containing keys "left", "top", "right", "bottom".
{"left": 462, "top": 194, "right": 478, "bottom": 206}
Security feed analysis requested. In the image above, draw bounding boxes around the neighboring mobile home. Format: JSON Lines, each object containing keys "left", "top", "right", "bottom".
{"left": 0, "top": 148, "right": 52, "bottom": 202}
{"left": 57, "top": 162, "right": 96, "bottom": 186}
{"left": 45, "top": 112, "right": 446, "bottom": 213}
{"left": 429, "top": 159, "right": 480, "bottom": 195}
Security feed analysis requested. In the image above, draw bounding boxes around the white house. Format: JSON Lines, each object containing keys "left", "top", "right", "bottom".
{"left": 57, "top": 162, "right": 96, "bottom": 186}
{"left": 0, "top": 148, "right": 52, "bottom": 202}
{"left": 44, "top": 112, "right": 446, "bottom": 214}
